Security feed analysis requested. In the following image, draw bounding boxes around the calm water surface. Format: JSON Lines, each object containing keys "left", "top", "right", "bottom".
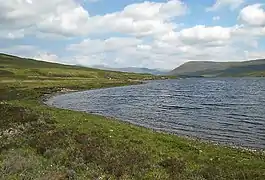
{"left": 46, "top": 78, "right": 265, "bottom": 149}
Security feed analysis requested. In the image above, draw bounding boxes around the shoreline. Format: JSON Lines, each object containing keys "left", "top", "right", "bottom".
{"left": 43, "top": 84, "right": 265, "bottom": 154}
{"left": 40, "top": 80, "right": 148, "bottom": 104}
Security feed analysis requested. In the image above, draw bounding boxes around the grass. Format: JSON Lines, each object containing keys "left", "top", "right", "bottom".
{"left": 0, "top": 53, "right": 265, "bottom": 179}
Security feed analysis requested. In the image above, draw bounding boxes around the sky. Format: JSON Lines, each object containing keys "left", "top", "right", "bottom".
{"left": 0, "top": 0, "right": 265, "bottom": 70}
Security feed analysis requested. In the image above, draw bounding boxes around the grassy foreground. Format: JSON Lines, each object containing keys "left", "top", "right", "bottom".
{"left": 1, "top": 54, "right": 265, "bottom": 180}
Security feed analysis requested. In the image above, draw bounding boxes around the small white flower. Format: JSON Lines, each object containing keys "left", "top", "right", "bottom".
{"left": 110, "top": 129, "right": 114, "bottom": 132}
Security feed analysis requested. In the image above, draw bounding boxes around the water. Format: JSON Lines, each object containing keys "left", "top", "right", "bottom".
{"left": 46, "top": 78, "right": 265, "bottom": 149}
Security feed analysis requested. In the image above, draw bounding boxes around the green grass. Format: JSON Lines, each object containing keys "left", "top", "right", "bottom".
{"left": 0, "top": 53, "right": 265, "bottom": 180}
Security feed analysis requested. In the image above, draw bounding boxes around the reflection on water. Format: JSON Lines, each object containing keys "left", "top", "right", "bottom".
{"left": 46, "top": 78, "right": 265, "bottom": 149}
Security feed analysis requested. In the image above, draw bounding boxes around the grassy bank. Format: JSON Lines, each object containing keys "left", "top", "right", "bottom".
{"left": 1, "top": 54, "right": 265, "bottom": 180}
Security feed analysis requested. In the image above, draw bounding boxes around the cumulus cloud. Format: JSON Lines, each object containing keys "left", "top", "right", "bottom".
{"left": 207, "top": 0, "right": 244, "bottom": 11}
{"left": 0, "top": 0, "right": 187, "bottom": 38}
{"left": 88, "top": 0, "right": 187, "bottom": 37}
{"left": 0, "top": 45, "right": 39, "bottom": 56}
{"left": 65, "top": 14, "right": 265, "bottom": 69}
{"left": 33, "top": 53, "right": 59, "bottom": 63}
{"left": 66, "top": 28, "right": 247, "bottom": 69}
{"left": 239, "top": 4, "right": 265, "bottom": 26}
{"left": 68, "top": 37, "right": 143, "bottom": 54}
{"left": 231, "top": 24, "right": 265, "bottom": 37}
{"left": 121, "top": 0, "right": 187, "bottom": 20}
{"left": 0, "top": 45, "right": 63, "bottom": 64}
{"left": 178, "top": 25, "right": 231, "bottom": 44}
{"left": 0, "top": 0, "right": 90, "bottom": 37}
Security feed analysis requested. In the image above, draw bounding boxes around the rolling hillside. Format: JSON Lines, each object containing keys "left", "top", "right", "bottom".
{"left": 170, "top": 59, "right": 265, "bottom": 77}
{"left": 0, "top": 53, "right": 156, "bottom": 82}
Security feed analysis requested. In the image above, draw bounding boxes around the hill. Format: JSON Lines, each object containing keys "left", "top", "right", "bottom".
{"left": 92, "top": 65, "right": 168, "bottom": 75}
{"left": 170, "top": 59, "right": 265, "bottom": 77}
{"left": 0, "top": 53, "right": 156, "bottom": 82}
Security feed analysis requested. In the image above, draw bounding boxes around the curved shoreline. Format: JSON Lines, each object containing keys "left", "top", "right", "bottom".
{"left": 43, "top": 84, "right": 264, "bottom": 153}
{"left": 41, "top": 80, "right": 148, "bottom": 105}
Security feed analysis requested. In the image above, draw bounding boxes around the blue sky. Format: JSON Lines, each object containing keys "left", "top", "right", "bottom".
{"left": 0, "top": 0, "right": 264, "bottom": 69}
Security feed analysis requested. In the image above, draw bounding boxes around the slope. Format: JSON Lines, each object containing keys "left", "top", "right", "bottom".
{"left": 0, "top": 53, "right": 156, "bottom": 81}
{"left": 170, "top": 59, "right": 265, "bottom": 77}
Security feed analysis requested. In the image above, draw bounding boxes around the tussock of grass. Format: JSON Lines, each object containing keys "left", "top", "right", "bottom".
{"left": 0, "top": 53, "right": 265, "bottom": 179}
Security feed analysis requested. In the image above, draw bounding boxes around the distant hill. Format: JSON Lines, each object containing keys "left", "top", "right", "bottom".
{"left": 92, "top": 65, "right": 169, "bottom": 75}
{"left": 169, "top": 59, "right": 265, "bottom": 77}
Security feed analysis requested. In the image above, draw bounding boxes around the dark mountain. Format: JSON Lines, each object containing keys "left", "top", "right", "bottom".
{"left": 169, "top": 59, "right": 265, "bottom": 77}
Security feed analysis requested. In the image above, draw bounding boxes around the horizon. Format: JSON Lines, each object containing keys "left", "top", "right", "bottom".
{"left": 0, "top": 0, "right": 265, "bottom": 69}
{"left": 2, "top": 52, "right": 265, "bottom": 72}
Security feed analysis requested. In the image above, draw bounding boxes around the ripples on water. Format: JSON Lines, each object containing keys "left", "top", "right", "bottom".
{"left": 47, "top": 78, "right": 265, "bottom": 149}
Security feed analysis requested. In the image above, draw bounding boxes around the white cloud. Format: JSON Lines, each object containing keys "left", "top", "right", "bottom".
{"left": 178, "top": 25, "right": 231, "bottom": 44}
{"left": 0, "top": 0, "right": 187, "bottom": 38}
{"left": 68, "top": 37, "right": 143, "bottom": 54}
{"left": 64, "top": 14, "right": 265, "bottom": 69}
{"left": 158, "top": 25, "right": 236, "bottom": 50}
{"left": 0, "top": 45, "right": 39, "bottom": 56}
{"left": 207, "top": 0, "right": 244, "bottom": 11}
{"left": 239, "top": 4, "right": 265, "bottom": 26}
{"left": 231, "top": 24, "right": 265, "bottom": 37}
{"left": 0, "top": 45, "right": 63, "bottom": 64}
{"left": 90, "top": 0, "right": 187, "bottom": 37}
{"left": 37, "top": 5, "right": 91, "bottom": 36}
{"left": 33, "top": 52, "right": 59, "bottom": 63}
{"left": 122, "top": 0, "right": 187, "bottom": 20}
{"left": 0, "top": 0, "right": 91, "bottom": 37}
{"left": 66, "top": 28, "right": 247, "bottom": 69}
